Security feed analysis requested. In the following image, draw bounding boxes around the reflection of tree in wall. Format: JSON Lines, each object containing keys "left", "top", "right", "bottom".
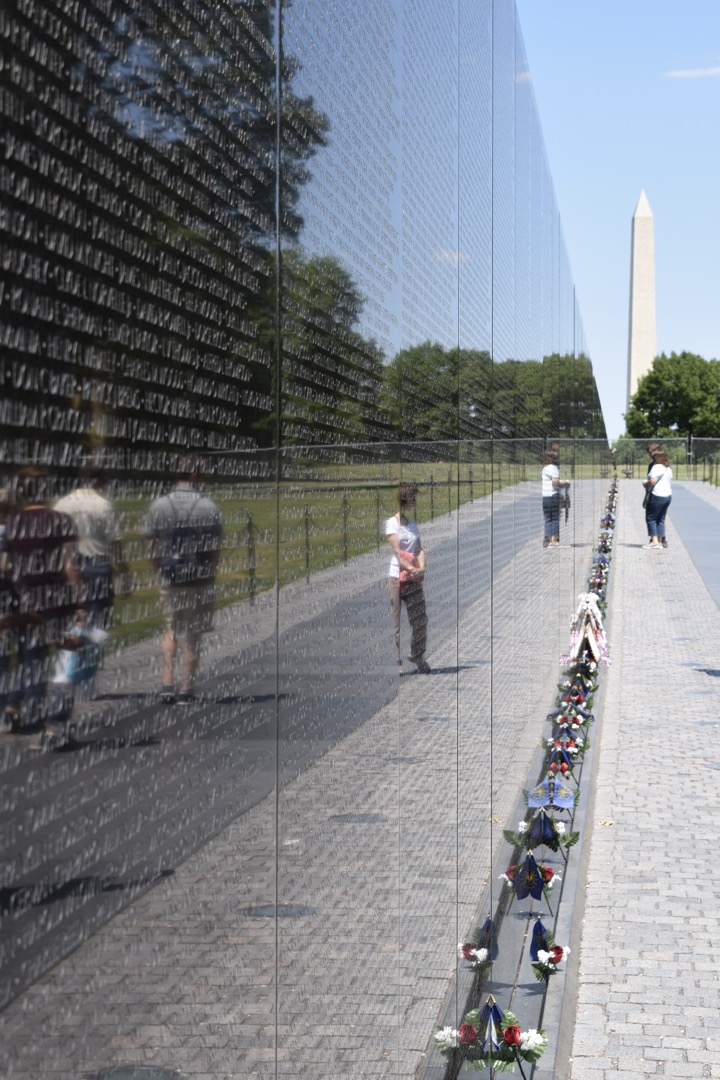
{"left": 380, "top": 343, "right": 465, "bottom": 441}
{"left": 8, "top": 0, "right": 603, "bottom": 461}
{"left": 380, "top": 344, "right": 606, "bottom": 443}
{"left": 90, "top": 0, "right": 341, "bottom": 456}
{"left": 246, "top": 251, "right": 389, "bottom": 445}
{"left": 100, "top": 0, "right": 393, "bottom": 450}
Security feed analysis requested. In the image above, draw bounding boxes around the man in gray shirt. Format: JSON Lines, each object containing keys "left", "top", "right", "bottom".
{"left": 145, "top": 467, "right": 222, "bottom": 704}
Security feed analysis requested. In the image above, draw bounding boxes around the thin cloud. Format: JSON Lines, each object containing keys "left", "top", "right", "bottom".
{"left": 437, "top": 250, "right": 469, "bottom": 265}
{"left": 666, "top": 65, "right": 720, "bottom": 78}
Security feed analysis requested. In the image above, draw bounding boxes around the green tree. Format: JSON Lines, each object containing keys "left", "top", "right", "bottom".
{"left": 280, "top": 250, "right": 388, "bottom": 443}
{"left": 381, "top": 342, "right": 461, "bottom": 441}
{"left": 380, "top": 345, "right": 607, "bottom": 443}
{"left": 625, "top": 352, "right": 720, "bottom": 437}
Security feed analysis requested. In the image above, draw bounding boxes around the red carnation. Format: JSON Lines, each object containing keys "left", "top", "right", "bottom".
{"left": 548, "top": 762, "right": 558, "bottom": 773}
{"left": 549, "top": 945, "right": 564, "bottom": 964}
{"left": 505, "top": 865, "right": 516, "bottom": 880}
{"left": 542, "top": 866, "right": 554, "bottom": 881}
{"left": 503, "top": 1025, "right": 522, "bottom": 1046}
{"left": 461, "top": 943, "right": 475, "bottom": 961}
{"left": 576, "top": 694, "right": 585, "bottom": 703}
{"left": 458, "top": 1023, "right": 477, "bottom": 1045}
{"left": 560, "top": 762, "right": 569, "bottom": 773}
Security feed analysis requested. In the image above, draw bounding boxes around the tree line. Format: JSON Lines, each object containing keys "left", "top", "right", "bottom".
{"left": 626, "top": 351, "right": 720, "bottom": 438}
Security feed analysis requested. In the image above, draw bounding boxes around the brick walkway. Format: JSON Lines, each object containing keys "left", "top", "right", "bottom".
{"left": 0, "top": 480, "right": 607, "bottom": 1079}
{"left": 569, "top": 480, "right": 720, "bottom": 1079}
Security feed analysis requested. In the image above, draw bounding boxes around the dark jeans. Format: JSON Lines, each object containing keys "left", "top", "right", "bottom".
{"left": 646, "top": 493, "right": 671, "bottom": 538}
{"left": 543, "top": 494, "right": 560, "bottom": 540}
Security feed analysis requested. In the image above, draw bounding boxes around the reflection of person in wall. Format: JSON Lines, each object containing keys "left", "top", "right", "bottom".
{"left": 541, "top": 451, "right": 570, "bottom": 547}
{"left": 145, "top": 465, "right": 222, "bottom": 704}
{"left": 0, "top": 488, "right": 21, "bottom": 733}
{"left": 385, "top": 484, "right": 430, "bottom": 675}
{"left": 0, "top": 467, "right": 80, "bottom": 746}
{"left": 53, "top": 467, "right": 129, "bottom": 714}
{"left": 54, "top": 465, "right": 129, "bottom": 635}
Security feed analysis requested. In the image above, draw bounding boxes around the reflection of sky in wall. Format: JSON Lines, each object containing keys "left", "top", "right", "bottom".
{"left": 458, "top": 0, "right": 492, "bottom": 354}
{"left": 399, "top": 0, "right": 458, "bottom": 353}
{"left": 285, "top": 0, "right": 585, "bottom": 366}
{"left": 284, "top": 0, "right": 461, "bottom": 358}
{"left": 283, "top": 0, "right": 402, "bottom": 360}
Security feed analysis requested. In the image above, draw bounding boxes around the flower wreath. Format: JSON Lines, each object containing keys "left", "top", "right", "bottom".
{"left": 435, "top": 997, "right": 547, "bottom": 1075}
{"left": 530, "top": 917, "right": 570, "bottom": 983}
{"left": 504, "top": 809, "right": 579, "bottom": 854}
{"left": 546, "top": 731, "right": 587, "bottom": 758}
{"left": 500, "top": 851, "right": 562, "bottom": 913}
{"left": 458, "top": 917, "right": 499, "bottom": 974}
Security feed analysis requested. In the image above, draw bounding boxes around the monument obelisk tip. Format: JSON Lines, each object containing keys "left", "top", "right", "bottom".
{"left": 633, "top": 189, "right": 653, "bottom": 218}
{"left": 627, "top": 189, "right": 656, "bottom": 411}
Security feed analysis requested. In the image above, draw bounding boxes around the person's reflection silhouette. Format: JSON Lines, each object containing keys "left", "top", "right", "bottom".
{"left": 0, "top": 467, "right": 79, "bottom": 747}
{"left": 52, "top": 467, "right": 130, "bottom": 723}
{"left": 144, "top": 464, "right": 222, "bottom": 705}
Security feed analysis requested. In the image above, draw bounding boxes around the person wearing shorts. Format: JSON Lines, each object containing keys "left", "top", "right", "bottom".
{"left": 145, "top": 467, "right": 222, "bottom": 704}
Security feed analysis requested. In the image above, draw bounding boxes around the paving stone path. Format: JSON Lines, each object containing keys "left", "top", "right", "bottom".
{"left": 0, "top": 480, "right": 607, "bottom": 1079}
{"left": 569, "top": 480, "right": 720, "bottom": 1080}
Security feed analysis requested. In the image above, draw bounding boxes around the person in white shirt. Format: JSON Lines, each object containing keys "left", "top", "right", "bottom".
{"left": 385, "top": 484, "right": 429, "bottom": 675}
{"left": 541, "top": 451, "right": 570, "bottom": 547}
{"left": 54, "top": 467, "right": 128, "bottom": 632}
{"left": 642, "top": 449, "right": 672, "bottom": 549}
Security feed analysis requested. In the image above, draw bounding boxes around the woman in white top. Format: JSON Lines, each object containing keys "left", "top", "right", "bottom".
{"left": 385, "top": 484, "right": 429, "bottom": 675}
{"left": 541, "top": 451, "right": 570, "bottom": 547}
{"left": 643, "top": 449, "right": 672, "bottom": 549}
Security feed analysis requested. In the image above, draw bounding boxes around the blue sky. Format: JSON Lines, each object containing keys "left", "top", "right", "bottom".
{"left": 515, "top": 0, "right": 720, "bottom": 439}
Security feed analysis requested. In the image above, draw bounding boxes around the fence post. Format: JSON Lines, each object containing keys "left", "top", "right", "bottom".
{"left": 247, "top": 512, "right": 256, "bottom": 604}
{"left": 342, "top": 493, "right": 348, "bottom": 563}
{"left": 375, "top": 488, "right": 382, "bottom": 550}
{"left": 304, "top": 504, "right": 311, "bottom": 583}
{"left": 447, "top": 468, "right": 452, "bottom": 516}
{"left": 469, "top": 465, "right": 473, "bottom": 502}
{"left": 430, "top": 473, "right": 435, "bottom": 521}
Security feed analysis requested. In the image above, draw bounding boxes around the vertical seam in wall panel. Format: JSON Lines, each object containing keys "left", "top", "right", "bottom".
{"left": 455, "top": 0, "right": 461, "bottom": 1030}
{"left": 489, "top": 0, "right": 496, "bottom": 928}
{"left": 273, "top": 2, "right": 282, "bottom": 1076}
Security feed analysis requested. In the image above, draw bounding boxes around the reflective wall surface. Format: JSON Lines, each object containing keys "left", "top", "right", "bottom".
{"left": 0, "top": 0, "right": 607, "bottom": 1076}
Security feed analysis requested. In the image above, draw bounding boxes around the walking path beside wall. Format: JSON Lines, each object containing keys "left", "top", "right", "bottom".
{"left": 569, "top": 480, "right": 720, "bottom": 1079}
{"left": 0, "top": 480, "right": 605, "bottom": 1079}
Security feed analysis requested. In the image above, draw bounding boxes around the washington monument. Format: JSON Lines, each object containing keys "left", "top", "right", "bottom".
{"left": 627, "top": 189, "right": 656, "bottom": 409}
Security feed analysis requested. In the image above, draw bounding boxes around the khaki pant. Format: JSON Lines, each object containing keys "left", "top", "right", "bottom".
{"left": 388, "top": 578, "right": 427, "bottom": 664}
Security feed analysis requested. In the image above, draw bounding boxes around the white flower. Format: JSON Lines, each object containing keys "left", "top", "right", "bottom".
{"left": 517, "top": 821, "right": 528, "bottom": 833}
{"left": 435, "top": 1026, "right": 459, "bottom": 1050}
{"left": 554, "top": 821, "right": 566, "bottom": 835}
{"left": 499, "top": 873, "right": 513, "bottom": 887}
{"left": 469, "top": 947, "right": 488, "bottom": 964}
{"left": 545, "top": 873, "right": 561, "bottom": 889}
{"left": 520, "top": 1028, "right": 544, "bottom": 1052}
{"left": 536, "top": 949, "right": 550, "bottom": 965}
{"left": 564, "top": 947, "right": 571, "bottom": 958}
